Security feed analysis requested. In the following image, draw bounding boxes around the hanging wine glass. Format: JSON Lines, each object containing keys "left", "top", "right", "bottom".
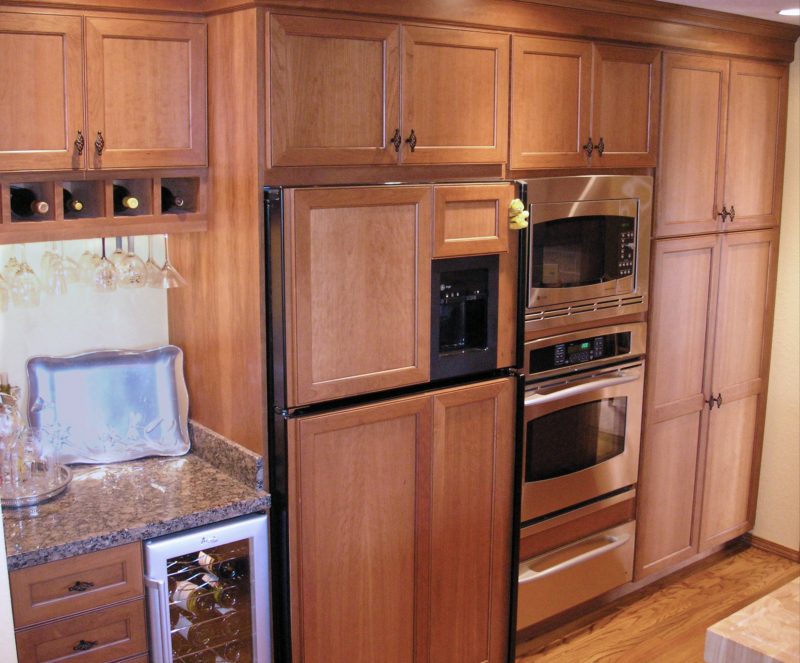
{"left": 3, "top": 252, "right": 20, "bottom": 282}
{"left": 78, "top": 239, "right": 101, "bottom": 285}
{"left": 59, "top": 242, "right": 79, "bottom": 284}
{"left": 109, "top": 236, "right": 126, "bottom": 268}
{"left": 153, "top": 234, "right": 186, "bottom": 289}
{"left": 0, "top": 275, "right": 9, "bottom": 312}
{"left": 93, "top": 238, "right": 118, "bottom": 292}
{"left": 145, "top": 235, "right": 163, "bottom": 287}
{"left": 10, "top": 246, "right": 41, "bottom": 308}
{"left": 118, "top": 237, "right": 147, "bottom": 289}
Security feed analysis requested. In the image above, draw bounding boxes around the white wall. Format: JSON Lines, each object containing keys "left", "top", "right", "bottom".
{"left": 0, "top": 237, "right": 171, "bottom": 658}
{"left": 752, "top": 39, "right": 800, "bottom": 553}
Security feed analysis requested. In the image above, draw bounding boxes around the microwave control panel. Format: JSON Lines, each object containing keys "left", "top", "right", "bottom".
{"left": 618, "top": 229, "right": 635, "bottom": 276}
{"left": 530, "top": 331, "right": 632, "bottom": 373}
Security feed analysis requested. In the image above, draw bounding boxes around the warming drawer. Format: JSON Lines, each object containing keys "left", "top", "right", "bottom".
{"left": 517, "top": 520, "right": 635, "bottom": 630}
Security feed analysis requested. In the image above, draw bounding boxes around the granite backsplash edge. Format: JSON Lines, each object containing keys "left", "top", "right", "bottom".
{"left": 189, "top": 420, "right": 265, "bottom": 491}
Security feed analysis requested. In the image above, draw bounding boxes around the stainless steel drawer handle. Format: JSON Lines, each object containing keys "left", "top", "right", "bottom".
{"left": 524, "top": 371, "right": 639, "bottom": 407}
{"left": 518, "top": 532, "right": 631, "bottom": 584}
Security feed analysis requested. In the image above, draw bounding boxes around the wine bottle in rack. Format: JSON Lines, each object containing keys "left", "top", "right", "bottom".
{"left": 171, "top": 576, "right": 218, "bottom": 617}
{"left": 212, "top": 577, "right": 248, "bottom": 609}
{"left": 222, "top": 639, "right": 253, "bottom": 663}
{"left": 161, "top": 185, "right": 185, "bottom": 213}
{"left": 63, "top": 189, "right": 84, "bottom": 214}
{"left": 113, "top": 184, "right": 139, "bottom": 213}
{"left": 198, "top": 547, "right": 248, "bottom": 580}
{"left": 10, "top": 187, "right": 49, "bottom": 218}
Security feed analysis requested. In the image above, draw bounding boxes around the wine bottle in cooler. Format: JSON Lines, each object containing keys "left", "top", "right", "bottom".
{"left": 10, "top": 187, "right": 49, "bottom": 218}
{"left": 113, "top": 184, "right": 139, "bottom": 213}
{"left": 161, "top": 186, "right": 185, "bottom": 213}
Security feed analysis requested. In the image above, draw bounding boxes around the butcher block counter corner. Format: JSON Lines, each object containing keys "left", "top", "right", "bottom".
{"left": 3, "top": 420, "right": 270, "bottom": 572}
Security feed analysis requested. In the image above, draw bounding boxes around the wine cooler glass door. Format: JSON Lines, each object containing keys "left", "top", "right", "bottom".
{"left": 144, "top": 513, "right": 270, "bottom": 663}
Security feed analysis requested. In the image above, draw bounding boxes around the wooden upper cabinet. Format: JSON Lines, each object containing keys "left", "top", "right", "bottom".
{"left": 0, "top": 13, "right": 85, "bottom": 171}
{"left": 268, "top": 14, "right": 400, "bottom": 167}
{"left": 401, "top": 26, "right": 509, "bottom": 164}
{"left": 722, "top": 61, "right": 788, "bottom": 231}
{"left": 85, "top": 17, "right": 207, "bottom": 169}
{"left": 510, "top": 36, "right": 591, "bottom": 169}
{"left": 432, "top": 182, "right": 513, "bottom": 257}
{"left": 591, "top": 44, "right": 660, "bottom": 167}
{"left": 285, "top": 186, "right": 432, "bottom": 406}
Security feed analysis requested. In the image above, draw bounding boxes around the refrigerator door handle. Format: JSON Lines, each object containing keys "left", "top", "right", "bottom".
{"left": 145, "top": 576, "right": 171, "bottom": 663}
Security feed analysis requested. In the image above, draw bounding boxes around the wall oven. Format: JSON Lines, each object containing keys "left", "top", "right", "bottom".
{"left": 520, "top": 323, "right": 646, "bottom": 524}
{"left": 519, "top": 175, "right": 652, "bottom": 332}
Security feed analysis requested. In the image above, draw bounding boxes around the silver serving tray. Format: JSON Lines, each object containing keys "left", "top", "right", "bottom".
{"left": 26, "top": 346, "right": 190, "bottom": 464}
{"left": 0, "top": 464, "right": 72, "bottom": 508}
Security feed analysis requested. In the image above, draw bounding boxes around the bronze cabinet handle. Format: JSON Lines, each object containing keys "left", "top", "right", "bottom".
{"left": 717, "top": 206, "right": 730, "bottom": 222}
{"left": 73, "top": 640, "right": 98, "bottom": 652}
{"left": 390, "top": 128, "right": 402, "bottom": 152}
{"left": 95, "top": 131, "right": 105, "bottom": 156}
{"left": 74, "top": 131, "right": 85, "bottom": 156}
{"left": 594, "top": 137, "right": 605, "bottom": 155}
{"left": 67, "top": 580, "right": 95, "bottom": 592}
{"left": 582, "top": 137, "right": 594, "bottom": 157}
{"left": 405, "top": 129, "right": 417, "bottom": 152}
{"left": 706, "top": 393, "right": 723, "bottom": 410}
{"left": 729, "top": 205, "right": 736, "bottom": 222}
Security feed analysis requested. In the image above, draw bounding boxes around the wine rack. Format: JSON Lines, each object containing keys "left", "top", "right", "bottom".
{"left": 167, "top": 541, "right": 254, "bottom": 663}
{"left": 0, "top": 171, "right": 207, "bottom": 246}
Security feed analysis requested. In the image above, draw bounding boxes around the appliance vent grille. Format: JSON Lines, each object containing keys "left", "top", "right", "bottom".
{"left": 528, "top": 295, "right": 645, "bottom": 322}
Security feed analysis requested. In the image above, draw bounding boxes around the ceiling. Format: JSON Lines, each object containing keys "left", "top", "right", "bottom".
{"left": 657, "top": 0, "right": 800, "bottom": 25}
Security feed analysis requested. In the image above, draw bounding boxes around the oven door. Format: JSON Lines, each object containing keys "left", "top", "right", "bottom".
{"left": 528, "top": 199, "right": 638, "bottom": 310}
{"left": 521, "top": 361, "right": 644, "bottom": 523}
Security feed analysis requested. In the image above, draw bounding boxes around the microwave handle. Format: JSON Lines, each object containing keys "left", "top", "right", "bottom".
{"left": 518, "top": 532, "right": 631, "bottom": 584}
{"left": 524, "top": 371, "right": 639, "bottom": 407}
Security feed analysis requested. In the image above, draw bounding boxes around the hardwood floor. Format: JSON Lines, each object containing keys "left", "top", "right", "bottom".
{"left": 515, "top": 545, "right": 800, "bottom": 662}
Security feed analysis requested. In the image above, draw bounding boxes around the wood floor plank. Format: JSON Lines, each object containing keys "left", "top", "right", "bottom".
{"left": 516, "top": 546, "right": 800, "bottom": 662}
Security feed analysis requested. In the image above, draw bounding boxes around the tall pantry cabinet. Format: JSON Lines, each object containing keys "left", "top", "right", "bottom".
{"left": 635, "top": 49, "right": 787, "bottom": 578}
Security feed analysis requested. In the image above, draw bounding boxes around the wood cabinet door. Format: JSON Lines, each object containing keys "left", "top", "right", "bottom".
{"left": 287, "top": 396, "right": 431, "bottom": 663}
{"left": 428, "top": 378, "right": 514, "bottom": 663}
{"left": 510, "top": 36, "right": 591, "bottom": 169}
{"left": 655, "top": 53, "right": 729, "bottom": 237}
{"left": 635, "top": 235, "right": 719, "bottom": 578}
{"left": 85, "top": 17, "right": 207, "bottom": 169}
{"left": 0, "top": 13, "right": 84, "bottom": 171}
{"left": 432, "top": 183, "right": 513, "bottom": 257}
{"left": 268, "top": 14, "right": 400, "bottom": 167}
{"left": 401, "top": 26, "right": 509, "bottom": 164}
{"left": 698, "top": 229, "right": 778, "bottom": 550}
{"left": 591, "top": 44, "right": 660, "bottom": 168}
{"left": 286, "top": 186, "right": 432, "bottom": 406}
{"left": 722, "top": 60, "right": 788, "bottom": 231}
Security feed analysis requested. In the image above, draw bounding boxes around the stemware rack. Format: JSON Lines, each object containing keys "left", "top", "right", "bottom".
{"left": 0, "top": 170, "right": 207, "bottom": 246}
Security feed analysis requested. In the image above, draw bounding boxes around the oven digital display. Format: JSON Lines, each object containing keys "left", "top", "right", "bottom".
{"left": 530, "top": 332, "right": 631, "bottom": 373}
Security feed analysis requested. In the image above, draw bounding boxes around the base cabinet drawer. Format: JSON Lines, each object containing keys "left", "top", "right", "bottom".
{"left": 15, "top": 599, "right": 147, "bottom": 663}
{"left": 517, "top": 520, "right": 635, "bottom": 629}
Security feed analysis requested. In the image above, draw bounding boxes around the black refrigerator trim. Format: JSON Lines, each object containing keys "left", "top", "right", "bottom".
{"left": 264, "top": 185, "right": 523, "bottom": 663}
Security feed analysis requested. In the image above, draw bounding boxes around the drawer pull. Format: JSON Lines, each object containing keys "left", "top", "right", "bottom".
{"left": 73, "top": 639, "right": 98, "bottom": 651}
{"left": 68, "top": 580, "right": 95, "bottom": 593}
{"left": 519, "top": 532, "right": 631, "bottom": 584}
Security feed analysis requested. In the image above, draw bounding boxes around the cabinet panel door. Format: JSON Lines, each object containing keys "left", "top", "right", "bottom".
{"left": 646, "top": 235, "right": 719, "bottom": 424}
{"left": 635, "top": 413, "right": 703, "bottom": 579}
{"left": 711, "top": 229, "right": 778, "bottom": 403}
{"left": 288, "top": 396, "right": 430, "bottom": 663}
{"left": 268, "top": 15, "right": 400, "bottom": 167}
{"left": 286, "top": 186, "right": 432, "bottom": 406}
{"left": 655, "top": 53, "right": 729, "bottom": 237}
{"left": 591, "top": 44, "right": 660, "bottom": 168}
{"left": 85, "top": 17, "right": 207, "bottom": 169}
{"left": 510, "top": 36, "right": 591, "bottom": 169}
{"left": 432, "top": 183, "right": 513, "bottom": 257}
{"left": 0, "top": 13, "right": 84, "bottom": 171}
{"left": 699, "top": 394, "right": 759, "bottom": 549}
{"left": 401, "top": 26, "right": 509, "bottom": 164}
{"left": 723, "top": 60, "right": 788, "bottom": 231}
{"left": 428, "top": 379, "right": 514, "bottom": 663}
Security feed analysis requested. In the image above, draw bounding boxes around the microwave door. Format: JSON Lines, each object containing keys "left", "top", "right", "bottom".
{"left": 528, "top": 199, "right": 638, "bottom": 310}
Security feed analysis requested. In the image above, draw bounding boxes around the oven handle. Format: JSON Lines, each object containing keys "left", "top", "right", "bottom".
{"left": 524, "top": 370, "right": 639, "bottom": 407}
{"left": 518, "top": 532, "right": 631, "bottom": 584}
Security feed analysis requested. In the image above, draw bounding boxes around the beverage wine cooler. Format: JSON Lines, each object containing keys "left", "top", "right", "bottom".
{"left": 144, "top": 513, "right": 271, "bottom": 663}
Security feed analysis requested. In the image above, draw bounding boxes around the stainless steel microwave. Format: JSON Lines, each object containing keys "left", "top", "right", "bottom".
{"left": 519, "top": 175, "right": 652, "bottom": 332}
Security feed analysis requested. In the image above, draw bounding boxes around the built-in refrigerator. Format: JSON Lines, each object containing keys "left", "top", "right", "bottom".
{"left": 144, "top": 512, "right": 271, "bottom": 663}
{"left": 264, "top": 184, "right": 523, "bottom": 663}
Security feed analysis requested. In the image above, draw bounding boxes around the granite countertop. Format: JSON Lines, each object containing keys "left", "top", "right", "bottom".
{"left": 3, "top": 450, "right": 270, "bottom": 571}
